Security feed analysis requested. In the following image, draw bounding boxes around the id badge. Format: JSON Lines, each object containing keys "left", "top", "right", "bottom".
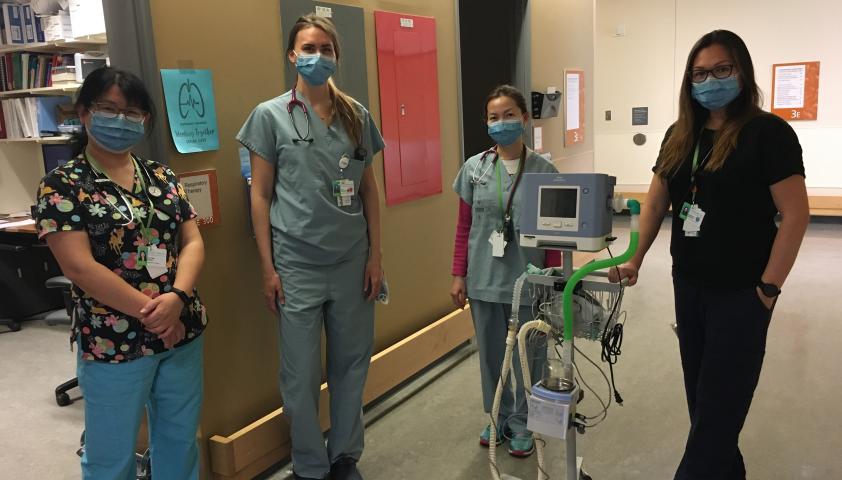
{"left": 679, "top": 202, "right": 692, "bottom": 220}
{"left": 682, "top": 204, "right": 705, "bottom": 237}
{"left": 333, "top": 179, "right": 355, "bottom": 206}
{"left": 489, "top": 230, "right": 507, "bottom": 257}
{"left": 146, "top": 246, "right": 168, "bottom": 279}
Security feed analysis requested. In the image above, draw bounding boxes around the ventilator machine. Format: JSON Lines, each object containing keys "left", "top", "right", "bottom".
{"left": 488, "top": 173, "right": 640, "bottom": 480}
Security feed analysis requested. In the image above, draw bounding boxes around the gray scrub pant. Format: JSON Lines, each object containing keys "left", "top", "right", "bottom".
{"left": 277, "top": 254, "right": 374, "bottom": 479}
{"left": 469, "top": 299, "right": 546, "bottom": 434}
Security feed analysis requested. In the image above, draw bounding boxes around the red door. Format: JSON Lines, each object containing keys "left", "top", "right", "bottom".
{"left": 375, "top": 11, "right": 442, "bottom": 205}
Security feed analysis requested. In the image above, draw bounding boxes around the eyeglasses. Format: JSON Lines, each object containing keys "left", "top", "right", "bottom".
{"left": 689, "top": 64, "right": 735, "bottom": 83}
{"left": 91, "top": 102, "right": 147, "bottom": 124}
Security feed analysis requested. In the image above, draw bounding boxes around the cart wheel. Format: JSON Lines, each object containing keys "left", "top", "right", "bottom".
{"left": 56, "top": 392, "right": 72, "bottom": 406}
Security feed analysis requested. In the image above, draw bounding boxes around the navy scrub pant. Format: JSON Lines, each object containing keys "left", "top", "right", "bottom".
{"left": 672, "top": 273, "right": 773, "bottom": 480}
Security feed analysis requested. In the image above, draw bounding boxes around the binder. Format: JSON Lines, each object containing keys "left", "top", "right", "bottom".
{"left": 2, "top": 4, "right": 23, "bottom": 45}
{"left": 20, "top": 52, "right": 29, "bottom": 89}
{"left": 21, "top": 5, "right": 36, "bottom": 44}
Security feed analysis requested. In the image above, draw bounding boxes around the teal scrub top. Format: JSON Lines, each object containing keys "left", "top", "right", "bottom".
{"left": 453, "top": 149, "right": 558, "bottom": 304}
{"left": 237, "top": 90, "right": 385, "bottom": 267}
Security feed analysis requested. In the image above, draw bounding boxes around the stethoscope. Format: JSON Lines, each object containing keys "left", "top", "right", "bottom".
{"left": 288, "top": 86, "right": 313, "bottom": 144}
{"left": 470, "top": 147, "right": 499, "bottom": 185}
{"left": 89, "top": 154, "right": 160, "bottom": 227}
{"left": 288, "top": 86, "right": 370, "bottom": 162}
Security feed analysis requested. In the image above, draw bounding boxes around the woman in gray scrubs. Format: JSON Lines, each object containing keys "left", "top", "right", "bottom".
{"left": 237, "top": 14, "right": 384, "bottom": 480}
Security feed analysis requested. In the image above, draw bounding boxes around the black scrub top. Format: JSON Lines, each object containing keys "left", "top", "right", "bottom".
{"left": 655, "top": 113, "right": 805, "bottom": 290}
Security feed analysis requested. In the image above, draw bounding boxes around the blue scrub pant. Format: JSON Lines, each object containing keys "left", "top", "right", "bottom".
{"left": 277, "top": 255, "right": 374, "bottom": 479}
{"left": 77, "top": 335, "right": 204, "bottom": 480}
{"left": 469, "top": 300, "right": 546, "bottom": 434}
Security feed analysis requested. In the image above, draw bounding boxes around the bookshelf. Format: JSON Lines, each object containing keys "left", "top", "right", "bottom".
{"left": 0, "top": 135, "right": 72, "bottom": 144}
{"left": 0, "top": 38, "right": 107, "bottom": 55}
{"left": 0, "top": 84, "right": 82, "bottom": 98}
{"left": 0, "top": 29, "right": 107, "bottom": 213}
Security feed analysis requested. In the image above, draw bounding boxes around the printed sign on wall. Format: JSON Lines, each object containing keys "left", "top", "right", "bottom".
{"left": 177, "top": 169, "right": 220, "bottom": 227}
{"left": 161, "top": 69, "right": 220, "bottom": 153}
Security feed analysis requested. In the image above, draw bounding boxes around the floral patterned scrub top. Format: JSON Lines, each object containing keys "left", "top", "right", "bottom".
{"left": 35, "top": 155, "right": 207, "bottom": 363}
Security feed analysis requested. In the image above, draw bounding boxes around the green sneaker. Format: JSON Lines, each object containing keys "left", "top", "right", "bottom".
{"left": 508, "top": 432, "right": 535, "bottom": 457}
{"left": 479, "top": 424, "right": 504, "bottom": 447}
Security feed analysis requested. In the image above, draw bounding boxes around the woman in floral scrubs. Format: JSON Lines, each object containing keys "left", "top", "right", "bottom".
{"left": 35, "top": 67, "right": 207, "bottom": 480}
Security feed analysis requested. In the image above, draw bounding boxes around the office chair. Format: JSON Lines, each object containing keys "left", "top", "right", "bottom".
{"left": 46, "top": 276, "right": 80, "bottom": 407}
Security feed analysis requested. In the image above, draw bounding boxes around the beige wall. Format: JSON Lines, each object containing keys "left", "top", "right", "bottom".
{"left": 595, "top": 0, "right": 842, "bottom": 193}
{"left": 148, "top": 0, "right": 462, "bottom": 475}
{"left": 531, "top": 0, "right": 595, "bottom": 173}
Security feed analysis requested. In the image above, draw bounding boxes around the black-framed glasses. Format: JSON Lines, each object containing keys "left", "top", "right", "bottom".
{"left": 689, "top": 64, "right": 735, "bottom": 83}
{"left": 91, "top": 102, "right": 147, "bottom": 124}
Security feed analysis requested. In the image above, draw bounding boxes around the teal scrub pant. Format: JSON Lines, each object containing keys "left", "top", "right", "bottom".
{"left": 469, "top": 300, "right": 546, "bottom": 434}
{"left": 277, "top": 255, "right": 374, "bottom": 479}
{"left": 77, "top": 335, "right": 204, "bottom": 480}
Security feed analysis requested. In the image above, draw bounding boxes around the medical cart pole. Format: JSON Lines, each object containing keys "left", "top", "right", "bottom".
{"left": 560, "top": 199, "right": 640, "bottom": 480}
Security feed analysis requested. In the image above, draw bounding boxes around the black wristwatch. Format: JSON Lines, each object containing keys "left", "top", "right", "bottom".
{"left": 169, "top": 287, "right": 191, "bottom": 306}
{"left": 757, "top": 281, "right": 781, "bottom": 298}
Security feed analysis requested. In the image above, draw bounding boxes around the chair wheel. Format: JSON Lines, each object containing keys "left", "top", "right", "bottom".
{"left": 581, "top": 472, "right": 593, "bottom": 480}
{"left": 137, "top": 449, "right": 152, "bottom": 480}
{"left": 56, "top": 392, "right": 71, "bottom": 407}
{"left": 6, "top": 321, "right": 21, "bottom": 332}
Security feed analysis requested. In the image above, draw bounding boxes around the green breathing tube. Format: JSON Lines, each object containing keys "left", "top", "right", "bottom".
{"left": 561, "top": 199, "right": 641, "bottom": 342}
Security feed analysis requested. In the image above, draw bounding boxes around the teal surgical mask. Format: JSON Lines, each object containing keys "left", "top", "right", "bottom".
{"left": 295, "top": 52, "right": 337, "bottom": 86}
{"left": 88, "top": 112, "right": 145, "bottom": 153}
{"left": 488, "top": 119, "right": 524, "bottom": 146}
{"left": 691, "top": 76, "right": 741, "bottom": 111}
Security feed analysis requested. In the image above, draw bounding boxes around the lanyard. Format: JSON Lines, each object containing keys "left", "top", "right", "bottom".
{"left": 689, "top": 134, "right": 712, "bottom": 204}
{"left": 494, "top": 145, "right": 526, "bottom": 229}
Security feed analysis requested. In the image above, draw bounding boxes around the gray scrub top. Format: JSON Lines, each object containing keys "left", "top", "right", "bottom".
{"left": 453, "top": 149, "right": 558, "bottom": 304}
{"left": 237, "top": 90, "right": 385, "bottom": 267}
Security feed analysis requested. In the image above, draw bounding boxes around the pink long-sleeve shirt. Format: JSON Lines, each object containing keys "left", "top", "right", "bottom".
{"left": 451, "top": 199, "right": 560, "bottom": 277}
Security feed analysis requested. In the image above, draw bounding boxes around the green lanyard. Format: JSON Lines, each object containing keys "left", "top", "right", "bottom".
{"left": 86, "top": 152, "right": 155, "bottom": 236}
{"left": 689, "top": 137, "right": 712, "bottom": 204}
{"left": 495, "top": 154, "right": 523, "bottom": 230}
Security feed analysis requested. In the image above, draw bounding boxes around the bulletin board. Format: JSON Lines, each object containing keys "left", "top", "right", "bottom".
{"left": 177, "top": 169, "right": 220, "bottom": 227}
{"left": 564, "top": 69, "right": 585, "bottom": 146}
{"left": 771, "top": 61, "right": 820, "bottom": 121}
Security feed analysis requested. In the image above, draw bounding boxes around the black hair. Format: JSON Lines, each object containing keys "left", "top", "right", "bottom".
{"left": 72, "top": 67, "right": 156, "bottom": 156}
{"left": 484, "top": 84, "right": 529, "bottom": 120}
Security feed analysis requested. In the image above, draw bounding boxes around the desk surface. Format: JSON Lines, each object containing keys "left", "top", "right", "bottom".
{"left": 0, "top": 216, "right": 37, "bottom": 235}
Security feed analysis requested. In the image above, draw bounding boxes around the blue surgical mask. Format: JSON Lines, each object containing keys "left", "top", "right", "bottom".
{"left": 488, "top": 119, "right": 524, "bottom": 146}
{"left": 88, "top": 112, "right": 146, "bottom": 153}
{"left": 295, "top": 52, "right": 337, "bottom": 86}
{"left": 691, "top": 76, "right": 741, "bottom": 111}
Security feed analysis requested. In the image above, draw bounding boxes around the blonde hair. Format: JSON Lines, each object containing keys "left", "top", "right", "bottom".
{"left": 287, "top": 14, "right": 363, "bottom": 146}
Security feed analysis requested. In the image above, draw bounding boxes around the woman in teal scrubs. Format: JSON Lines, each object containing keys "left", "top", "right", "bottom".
{"left": 237, "top": 14, "right": 384, "bottom": 480}
{"left": 451, "top": 85, "right": 559, "bottom": 458}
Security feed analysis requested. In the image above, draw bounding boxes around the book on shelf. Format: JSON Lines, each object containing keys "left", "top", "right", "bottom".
{"left": 0, "top": 95, "right": 72, "bottom": 139}
{"left": 0, "top": 52, "right": 73, "bottom": 91}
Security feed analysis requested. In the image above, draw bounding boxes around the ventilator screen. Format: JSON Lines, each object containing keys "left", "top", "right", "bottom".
{"left": 540, "top": 188, "right": 578, "bottom": 218}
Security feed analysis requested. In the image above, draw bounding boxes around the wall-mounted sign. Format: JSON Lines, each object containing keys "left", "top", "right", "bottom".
{"left": 161, "top": 69, "right": 220, "bottom": 153}
{"left": 178, "top": 169, "right": 220, "bottom": 227}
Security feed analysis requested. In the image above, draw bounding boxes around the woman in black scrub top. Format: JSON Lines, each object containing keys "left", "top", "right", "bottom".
{"left": 610, "top": 30, "right": 810, "bottom": 479}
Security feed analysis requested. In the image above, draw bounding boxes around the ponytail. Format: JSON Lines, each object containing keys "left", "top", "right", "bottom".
{"left": 328, "top": 79, "right": 362, "bottom": 147}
